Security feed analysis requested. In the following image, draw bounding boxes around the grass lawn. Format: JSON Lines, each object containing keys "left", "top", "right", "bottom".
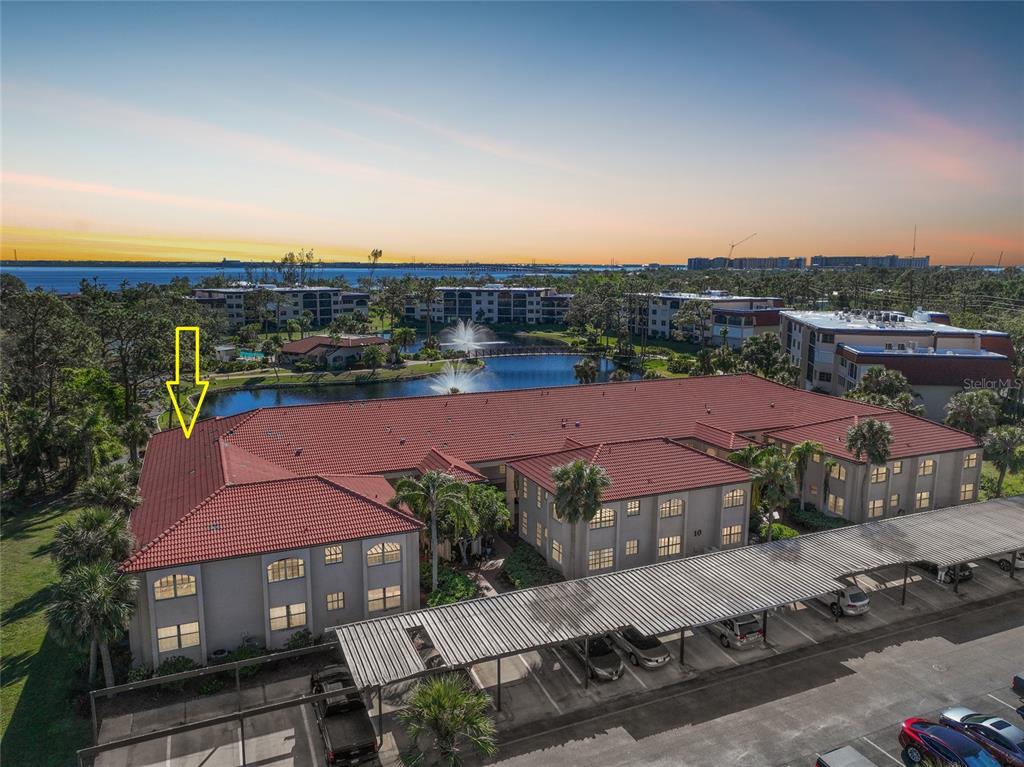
{"left": 1, "top": 495, "right": 91, "bottom": 766}
{"left": 503, "top": 325, "right": 700, "bottom": 358}
{"left": 980, "top": 460, "right": 1024, "bottom": 500}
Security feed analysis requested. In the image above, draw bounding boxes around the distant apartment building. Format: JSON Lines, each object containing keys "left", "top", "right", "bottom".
{"left": 781, "top": 308, "right": 1015, "bottom": 419}
{"left": 403, "top": 285, "right": 572, "bottom": 325}
{"left": 193, "top": 285, "right": 370, "bottom": 329}
{"left": 631, "top": 291, "right": 785, "bottom": 347}
{"left": 809, "top": 255, "right": 931, "bottom": 269}
{"left": 688, "top": 256, "right": 805, "bottom": 270}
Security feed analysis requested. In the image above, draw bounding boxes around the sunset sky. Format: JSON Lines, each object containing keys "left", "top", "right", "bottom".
{"left": 2, "top": 2, "right": 1022, "bottom": 266}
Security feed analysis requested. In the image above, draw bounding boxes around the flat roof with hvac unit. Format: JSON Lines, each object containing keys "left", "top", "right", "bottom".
{"left": 333, "top": 496, "right": 1024, "bottom": 691}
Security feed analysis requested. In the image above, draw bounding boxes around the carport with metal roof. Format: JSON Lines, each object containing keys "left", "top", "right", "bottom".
{"left": 333, "top": 496, "right": 1024, "bottom": 712}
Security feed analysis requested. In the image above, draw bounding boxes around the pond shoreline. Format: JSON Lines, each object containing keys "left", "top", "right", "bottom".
{"left": 207, "top": 362, "right": 451, "bottom": 395}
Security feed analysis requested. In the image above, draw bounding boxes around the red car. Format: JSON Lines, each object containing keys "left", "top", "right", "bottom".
{"left": 898, "top": 717, "right": 1002, "bottom": 766}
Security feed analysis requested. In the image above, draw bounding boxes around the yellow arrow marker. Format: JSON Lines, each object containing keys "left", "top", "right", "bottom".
{"left": 165, "top": 326, "right": 210, "bottom": 439}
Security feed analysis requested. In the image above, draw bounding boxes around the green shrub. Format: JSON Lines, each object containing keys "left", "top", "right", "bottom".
{"left": 759, "top": 522, "right": 800, "bottom": 540}
{"left": 154, "top": 656, "right": 199, "bottom": 692}
{"left": 198, "top": 675, "right": 227, "bottom": 696}
{"left": 500, "top": 543, "right": 565, "bottom": 590}
{"left": 421, "top": 563, "right": 479, "bottom": 607}
{"left": 788, "top": 502, "right": 852, "bottom": 531}
{"left": 667, "top": 354, "right": 691, "bottom": 374}
{"left": 284, "top": 629, "right": 315, "bottom": 650}
{"left": 227, "top": 644, "right": 266, "bottom": 679}
{"left": 126, "top": 665, "right": 153, "bottom": 683}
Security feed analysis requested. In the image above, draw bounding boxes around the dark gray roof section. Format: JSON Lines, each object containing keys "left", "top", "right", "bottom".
{"left": 333, "top": 497, "right": 1024, "bottom": 690}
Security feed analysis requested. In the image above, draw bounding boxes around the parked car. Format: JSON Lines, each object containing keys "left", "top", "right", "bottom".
{"left": 898, "top": 717, "right": 1001, "bottom": 766}
{"left": 815, "top": 745, "right": 877, "bottom": 767}
{"left": 310, "top": 664, "right": 378, "bottom": 765}
{"left": 562, "top": 637, "right": 625, "bottom": 681}
{"left": 607, "top": 626, "right": 671, "bottom": 668}
{"left": 706, "top": 614, "right": 764, "bottom": 649}
{"left": 988, "top": 552, "right": 1024, "bottom": 572}
{"left": 913, "top": 561, "right": 975, "bottom": 584}
{"left": 817, "top": 583, "right": 871, "bottom": 617}
{"left": 939, "top": 708, "right": 1024, "bottom": 766}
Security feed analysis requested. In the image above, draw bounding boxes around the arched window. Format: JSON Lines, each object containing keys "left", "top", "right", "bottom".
{"left": 366, "top": 542, "right": 401, "bottom": 567}
{"left": 723, "top": 489, "right": 746, "bottom": 509}
{"left": 266, "top": 558, "right": 305, "bottom": 583}
{"left": 153, "top": 573, "right": 197, "bottom": 600}
{"left": 658, "top": 498, "right": 684, "bottom": 518}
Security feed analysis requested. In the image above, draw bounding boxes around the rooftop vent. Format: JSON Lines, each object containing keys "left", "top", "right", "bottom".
{"left": 294, "top": 448, "right": 302, "bottom": 457}
{"left": 399, "top": 438, "right": 406, "bottom": 445}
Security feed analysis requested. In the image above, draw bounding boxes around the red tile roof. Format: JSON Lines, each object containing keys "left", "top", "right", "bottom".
{"left": 279, "top": 335, "right": 386, "bottom": 354}
{"left": 766, "top": 412, "right": 978, "bottom": 462}
{"left": 124, "top": 475, "right": 421, "bottom": 572}
{"left": 416, "top": 448, "right": 486, "bottom": 482}
{"left": 508, "top": 438, "right": 750, "bottom": 500}
{"left": 690, "top": 421, "right": 754, "bottom": 452}
{"left": 132, "top": 374, "right": 979, "bottom": 570}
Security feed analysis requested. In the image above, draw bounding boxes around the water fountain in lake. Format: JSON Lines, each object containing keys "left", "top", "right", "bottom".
{"left": 438, "top": 319, "right": 508, "bottom": 354}
{"left": 428, "top": 360, "right": 484, "bottom": 395}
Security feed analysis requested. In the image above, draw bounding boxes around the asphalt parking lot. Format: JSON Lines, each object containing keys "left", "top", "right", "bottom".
{"left": 90, "top": 558, "right": 1022, "bottom": 766}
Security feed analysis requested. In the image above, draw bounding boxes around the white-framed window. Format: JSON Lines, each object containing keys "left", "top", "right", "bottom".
{"left": 535, "top": 522, "right": 543, "bottom": 546}
{"left": 324, "top": 545, "right": 343, "bottom": 565}
{"left": 658, "top": 536, "right": 682, "bottom": 557}
{"left": 918, "top": 459, "right": 935, "bottom": 477}
{"left": 724, "top": 489, "right": 745, "bottom": 508}
{"left": 269, "top": 602, "right": 306, "bottom": 631}
{"left": 659, "top": 498, "right": 684, "bottom": 518}
{"left": 830, "top": 463, "right": 847, "bottom": 481}
{"left": 625, "top": 539, "right": 638, "bottom": 555}
{"left": 915, "top": 490, "right": 931, "bottom": 509}
{"left": 963, "top": 452, "right": 978, "bottom": 469}
{"left": 326, "top": 592, "right": 345, "bottom": 611}
{"left": 626, "top": 500, "right": 640, "bottom": 516}
{"left": 551, "top": 500, "right": 560, "bottom": 519}
{"left": 811, "top": 452, "right": 821, "bottom": 463}
{"left": 871, "top": 466, "right": 888, "bottom": 484}
{"left": 590, "top": 508, "right": 616, "bottom": 529}
{"left": 827, "top": 493, "right": 845, "bottom": 516}
{"left": 891, "top": 460, "right": 903, "bottom": 474}
{"left": 588, "top": 548, "right": 613, "bottom": 571}
{"left": 498, "top": 464, "right": 506, "bottom": 476}
{"left": 809, "top": 484, "right": 819, "bottom": 496}
{"left": 157, "top": 621, "right": 200, "bottom": 653}
{"left": 551, "top": 540, "right": 563, "bottom": 563}
{"left": 889, "top": 493, "right": 900, "bottom": 509}
{"left": 267, "top": 558, "right": 305, "bottom": 583}
{"left": 366, "top": 542, "right": 401, "bottom": 566}
{"left": 153, "top": 573, "right": 196, "bottom": 601}
{"left": 959, "top": 483, "right": 975, "bottom": 502}
{"left": 721, "top": 525, "right": 743, "bottom": 545}
{"left": 367, "top": 585, "right": 401, "bottom": 612}
{"left": 868, "top": 499, "right": 884, "bottom": 518}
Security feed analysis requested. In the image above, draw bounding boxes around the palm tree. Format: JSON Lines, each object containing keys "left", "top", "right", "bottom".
{"left": 286, "top": 319, "right": 301, "bottom": 341}
{"left": 75, "top": 464, "right": 141, "bottom": 514}
{"left": 822, "top": 457, "right": 839, "bottom": 511}
{"left": 51, "top": 506, "right": 134, "bottom": 575}
{"left": 367, "top": 248, "right": 383, "bottom": 282}
{"left": 391, "top": 326, "right": 417, "bottom": 354}
{"left": 551, "top": 459, "right": 611, "bottom": 578}
{"left": 671, "top": 300, "right": 712, "bottom": 348}
{"left": 752, "top": 448, "right": 797, "bottom": 541}
{"left": 983, "top": 425, "right": 1024, "bottom": 497}
{"left": 399, "top": 673, "right": 496, "bottom": 766}
{"left": 362, "top": 344, "right": 386, "bottom": 373}
{"left": 48, "top": 561, "right": 138, "bottom": 687}
{"left": 788, "top": 440, "right": 823, "bottom": 512}
{"left": 846, "top": 418, "right": 893, "bottom": 519}
{"left": 56, "top": 404, "right": 117, "bottom": 485}
{"left": 391, "top": 471, "right": 471, "bottom": 592}
{"left": 573, "top": 356, "right": 599, "bottom": 385}
{"left": 417, "top": 280, "right": 439, "bottom": 340}
{"left": 693, "top": 348, "right": 715, "bottom": 376}
{"left": 944, "top": 390, "right": 1001, "bottom": 438}
{"left": 120, "top": 408, "right": 152, "bottom": 466}
{"left": 261, "top": 337, "right": 282, "bottom": 382}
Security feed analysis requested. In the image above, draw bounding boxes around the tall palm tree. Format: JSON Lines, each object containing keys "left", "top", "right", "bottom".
{"left": 391, "top": 326, "right": 417, "bottom": 353}
{"left": 417, "top": 280, "right": 439, "bottom": 341}
{"left": 822, "top": 457, "right": 839, "bottom": 511}
{"left": 573, "top": 356, "right": 599, "bottom": 385}
{"left": 362, "top": 344, "right": 386, "bottom": 373}
{"left": 729, "top": 444, "right": 765, "bottom": 509}
{"left": 120, "top": 409, "right": 153, "bottom": 466}
{"left": 51, "top": 506, "right": 135, "bottom": 575}
{"left": 788, "top": 440, "right": 824, "bottom": 512}
{"left": 56, "top": 404, "right": 117, "bottom": 485}
{"left": 846, "top": 418, "right": 893, "bottom": 519}
{"left": 399, "top": 673, "right": 496, "bottom": 767}
{"left": 551, "top": 459, "right": 611, "bottom": 578}
{"left": 48, "top": 561, "right": 137, "bottom": 687}
{"left": 261, "top": 337, "right": 282, "bottom": 382}
{"left": 983, "top": 425, "right": 1024, "bottom": 497}
{"left": 75, "top": 464, "right": 141, "bottom": 514}
{"left": 391, "top": 471, "right": 471, "bottom": 592}
{"left": 693, "top": 348, "right": 715, "bottom": 376}
{"left": 745, "top": 447, "right": 797, "bottom": 542}
{"left": 944, "top": 390, "right": 1001, "bottom": 438}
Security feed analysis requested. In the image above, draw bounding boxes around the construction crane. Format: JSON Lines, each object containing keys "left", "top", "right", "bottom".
{"left": 728, "top": 232, "right": 757, "bottom": 259}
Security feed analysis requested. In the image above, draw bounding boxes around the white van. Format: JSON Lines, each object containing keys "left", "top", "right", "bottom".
{"left": 817, "top": 583, "right": 871, "bottom": 617}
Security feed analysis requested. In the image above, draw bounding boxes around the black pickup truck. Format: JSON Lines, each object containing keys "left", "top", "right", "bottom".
{"left": 310, "top": 664, "right": 378, "bottom": 765}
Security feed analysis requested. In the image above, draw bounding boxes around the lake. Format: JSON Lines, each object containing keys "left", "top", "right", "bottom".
{"left": 204, "top": 354, "right": 637, "bottom": 417}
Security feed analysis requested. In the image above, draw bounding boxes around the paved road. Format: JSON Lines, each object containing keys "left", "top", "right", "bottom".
{"left": 487, "top": 592, "right": 1024, "bottom": 767}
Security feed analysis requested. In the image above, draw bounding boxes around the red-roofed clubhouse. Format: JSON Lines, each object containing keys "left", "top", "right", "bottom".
{"left": 127, "top": 374, "right": 982, "bottom": 668}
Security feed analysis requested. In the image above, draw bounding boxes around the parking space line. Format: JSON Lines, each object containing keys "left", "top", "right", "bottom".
{"left": 621, "top": 658, "right": 649, "bottom": 689}
{"left": 549, "top": 647, "right": 582, "bottom": 685}
{"left": 299, "top": 694, "right": 320, "bottom": 764}
{"left": 774, "top": 613, "right": 819, "bottom": 644}
{"left": 165, "top": 734, "right": 171, "bottom": 767}
{"left": 518, "top": 654, "right": 563, "bottom": 715}
{"left": 987, "top": 693, "right": 1019, "bottom": 711}
{"left": 860, "top": 736, "right": 903, "bottom": 764}
{"left": 704, "top": 633, "right": 741, "bottom": 665}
